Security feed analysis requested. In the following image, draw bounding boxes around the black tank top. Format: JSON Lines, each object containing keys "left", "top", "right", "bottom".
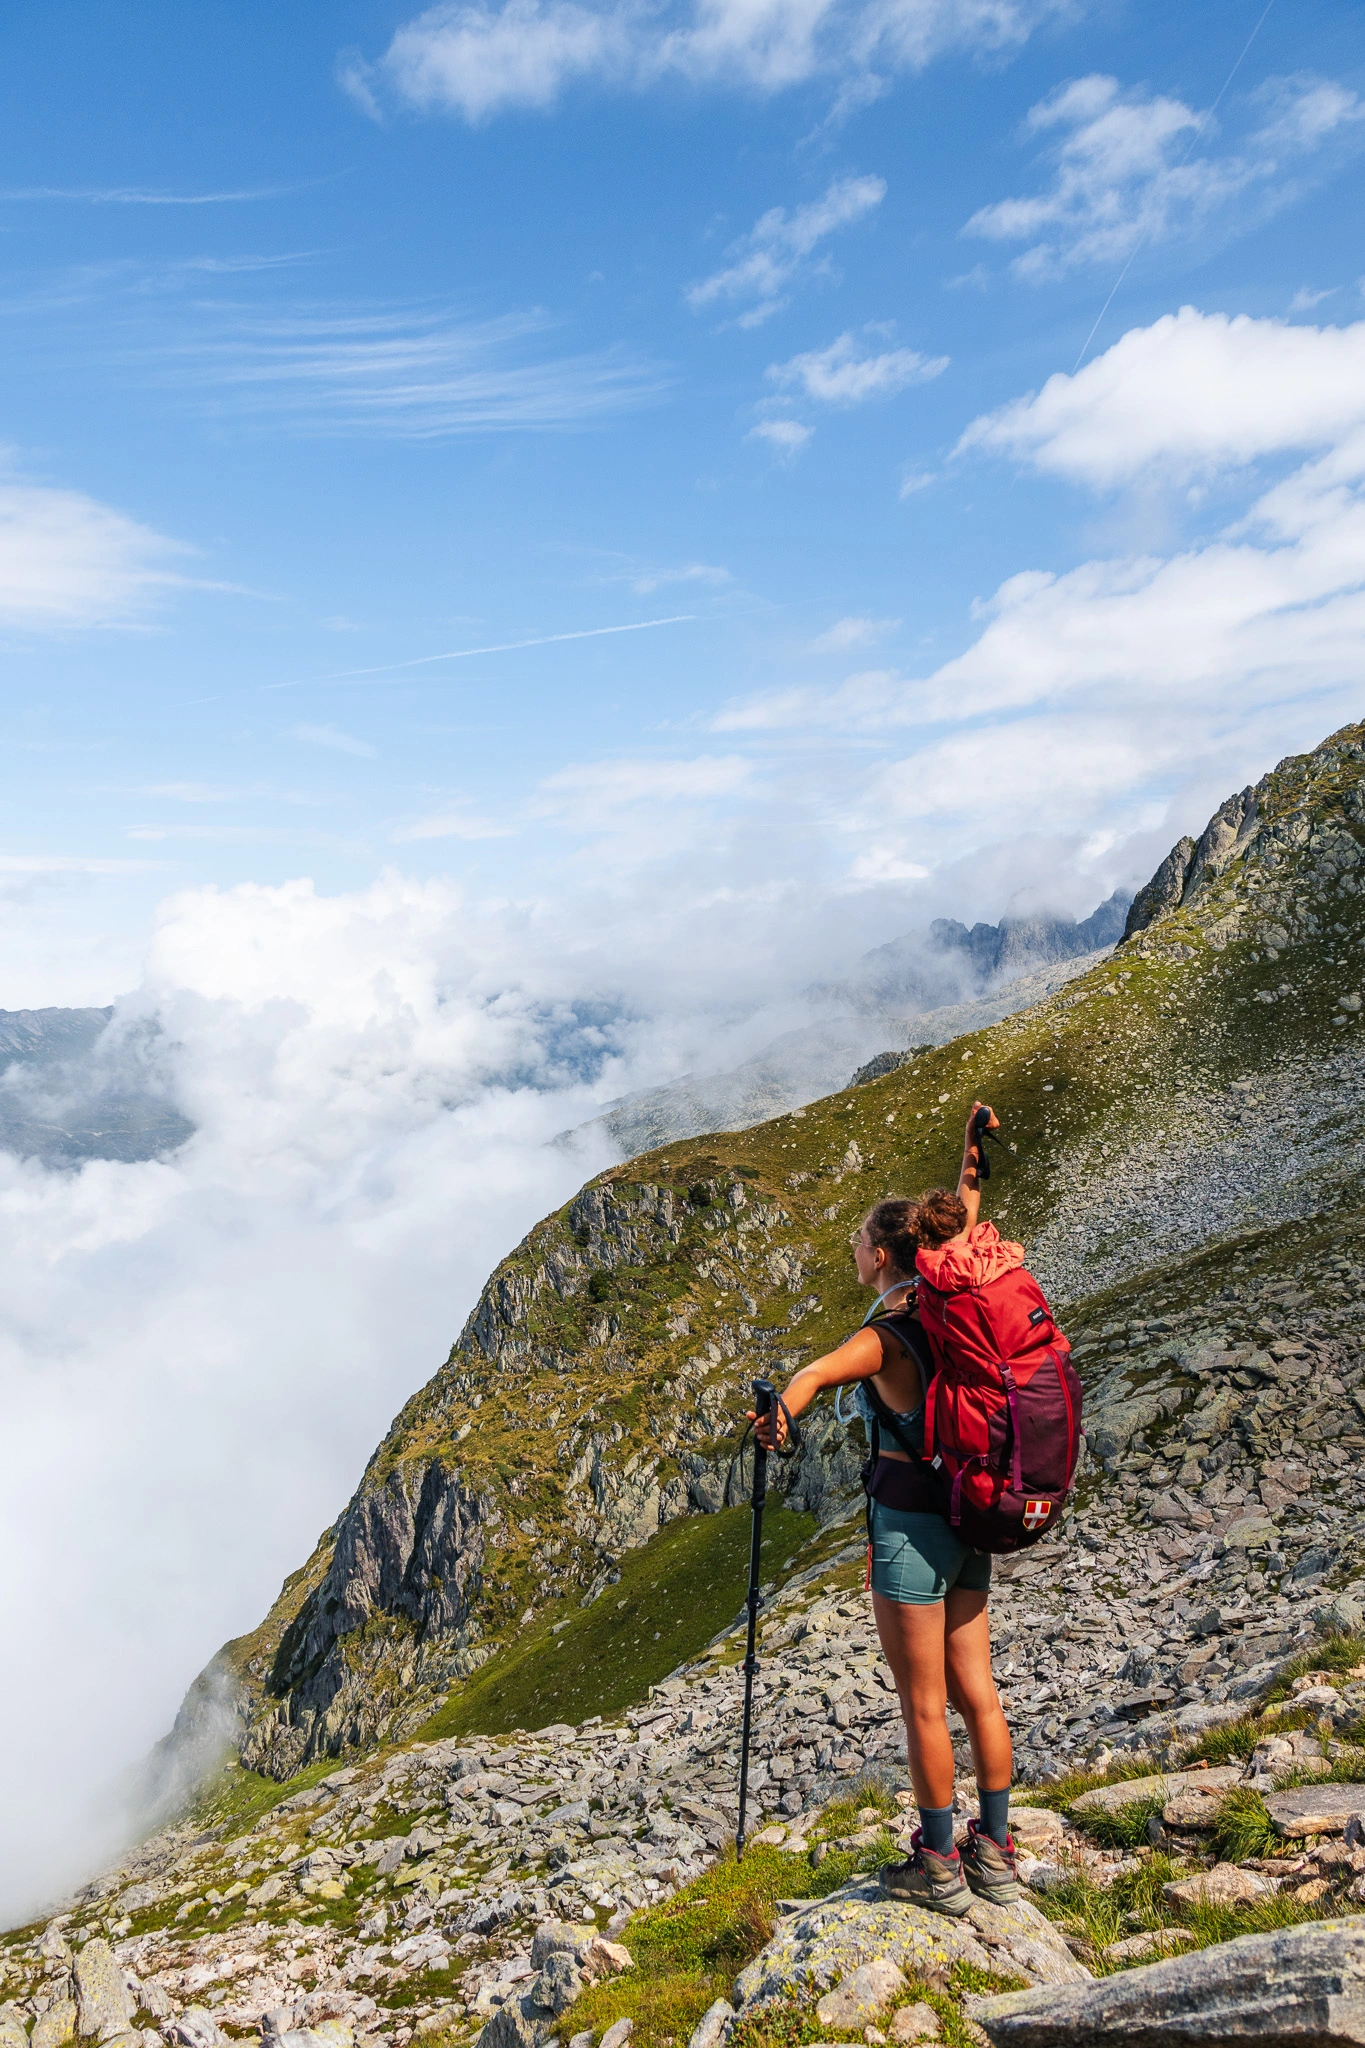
{"left": 862, "top": 1304, "right": 944, "bottom": 1514}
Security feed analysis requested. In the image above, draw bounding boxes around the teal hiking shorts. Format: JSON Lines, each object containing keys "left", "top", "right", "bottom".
{"left": 869, "top": 1497, "right": 993, "bottom": 1605}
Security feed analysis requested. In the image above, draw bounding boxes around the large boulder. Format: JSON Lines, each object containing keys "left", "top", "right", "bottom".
{"left": 970, "top": 1917, "right": 1365, "bottom": 2046}
{"left": 72, "top": 1945, "right": 134, "bottom": 2044}
{"left": 731, "top": 1877, "right": 1087, "bottom": 2009}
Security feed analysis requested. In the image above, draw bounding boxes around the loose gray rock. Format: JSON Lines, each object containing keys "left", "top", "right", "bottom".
{"left": 599, "top": 2023, "right": 633, "bottom": 2048}
{"left": 889, "top": 2006, "right": 942, "bottom": 2044}
{"left": 1161, "top": 1864, "right": 1269, "bottom": 1908}
{"left": 0, "top": 2012, "right": 30, "bottom": 2048}
{"left": 530, "top": 1956, "right": 583, "bottom": 2018}
{"left": 1070, "top": 1768, "right": 1240, "bottom": 1819}
{"left": 684, "top": 1999, "right": 733, "bottom": 2048}
{"left": 163, "top": 2015, "right": 227, "bottom": 2048}
{"left": 814, "top": 1959, "right": 908, "bottom": 2027}
{"left": 531, "top": 1923, "right": 587, "bottom": 1970}
{"left": 476, "top": 2005, "right": 542, "bottom": 2048}
{"left": 970, "top": 1918, "right": 1365, "bottom": 2046}
{"left": 32, "top": 2007, "right": 76, "bottom": 2048}
{"left": 1265, "top": 1785, "right": 1365, "bottom": 1837}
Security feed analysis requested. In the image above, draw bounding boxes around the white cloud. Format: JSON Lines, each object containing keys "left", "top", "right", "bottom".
{"left": 626, "top": 561, "right": 732, "bottom": 593}
{"left": 956, "top": 306, "right": 1365, "bottom": 486}
{"left": 294, "top": 721, "right": 379, "bottom": 758}
{"left": 747, "top": 417, "right": 813, "bottom": 456}
{"left": 767, "top": 329, "right": 948, "bottom": 403}
{"left": 712, "top": 309, "right": 1365, "bottom": 875}
{"left": 0, "top": 478, "right": 188, "bottom": 629}
{"left": 1253, "top": 73, "right": 1365, "bottom": 153}
{"left": 686, "top": 174, "right": 886, "bottom": 326}
{"left": 352, "top": 0, "right": 1067, "bottom": 123}
{"left": 1289, "top": 286, "right": 1337, "bottom": 313}
{"left": 810, "top": 614, "right": 900, "bottom": 650}
{"left": 965, "top": 72, "right": 1365, "bottom": 281}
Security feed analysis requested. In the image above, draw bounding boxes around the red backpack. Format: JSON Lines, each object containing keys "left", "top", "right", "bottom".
{"left": 915, "top": 1238, "right": 1082, "bottom": 1554}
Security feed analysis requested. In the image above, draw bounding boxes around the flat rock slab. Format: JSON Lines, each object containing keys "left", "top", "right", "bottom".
{"left": 1071, "top": 1768, "right": 1242, "bottom": 1818}
{"left": 1164, "top": 1788, "right": 1232, "bottom": 1829}
{"left": 1162, "top": 1863, "right": 1270, "bottom": 1908}
{"left": 1267, "top": 1785, "right": 1365, "bottom": 1836}
{"left": 730, "top": 1878, "right": 1088, "bottom": 2009}
{"left": 969, "top": 1918, "right": 1365, "bottom": 2046}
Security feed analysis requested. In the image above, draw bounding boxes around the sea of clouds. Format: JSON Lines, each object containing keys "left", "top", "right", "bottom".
{"left": 0, "top": 857, "right": 946, "bottom": 1923}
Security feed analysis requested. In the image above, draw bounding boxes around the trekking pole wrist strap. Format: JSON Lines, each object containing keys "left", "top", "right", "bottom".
{"left": 774, "top": 1394, "right": 801, "bottom": 1457}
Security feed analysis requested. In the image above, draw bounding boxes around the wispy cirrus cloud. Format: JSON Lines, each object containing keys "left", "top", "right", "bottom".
{"left": 294, "top": 722, "right": 378, "bottom": 758}
{"left": 686, "top": 174, "right": 886, "bottom": 328}
{"left": 0, "top": 476, "right": 190, "bottom": 630}
{"left": 964, "top": 71, "right": 1365, "bottom": 281}
{"left": 344, "top": 0, "right": 1069, "bottom": 125}
{"left": 810, "top": 614, "right": 900, "bottom": 650}
{"left": 747, "top": 417, "right": 813, "bottom": 458}
{"left": 163, "top": 302, "right": 668, "bottom": 439}
{"left": 766, "top": 328, "right": 948, "bottom": 403}
{"left": 0, "top": 183, "right": 305, "bottom": 206}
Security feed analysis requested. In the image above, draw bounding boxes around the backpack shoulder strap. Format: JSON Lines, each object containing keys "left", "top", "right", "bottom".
{"left": 861, "top": 1374, "right": 924, "bottom": 1461}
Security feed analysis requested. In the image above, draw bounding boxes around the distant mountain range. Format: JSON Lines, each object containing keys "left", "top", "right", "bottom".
{"left": 567, "top": 890, "right": 1131, "bottom": 1159}
{"left": 0, "top": 1007, "right": 193, "bottom": 1167}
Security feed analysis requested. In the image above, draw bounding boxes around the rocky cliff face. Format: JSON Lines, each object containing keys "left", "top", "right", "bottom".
{"left": 147, "top": 721, "right": 1365, "bottom": 1805}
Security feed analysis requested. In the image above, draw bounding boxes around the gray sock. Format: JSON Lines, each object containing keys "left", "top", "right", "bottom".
{"left": 978, "top": 1785, "right": 1011, "bottom": 1847}
{"left": 919, "top": 1804, "right": 954, "bottom": 1856}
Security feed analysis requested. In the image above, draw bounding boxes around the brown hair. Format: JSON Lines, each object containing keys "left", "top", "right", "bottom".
{"left": 915, "top": 1186, "right": 967, "bottom": 1248}
{"left": 862, "top": 1198, "right": 919, "bottom": 1279}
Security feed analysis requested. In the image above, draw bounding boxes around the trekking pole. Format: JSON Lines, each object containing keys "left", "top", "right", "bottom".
{"left": 736, "top": 1377, "right": 774, "bottom": 1859}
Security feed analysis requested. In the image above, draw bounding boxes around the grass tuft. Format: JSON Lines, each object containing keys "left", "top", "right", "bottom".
{"left": 1262, "top": 1633, "right": 1365, "bottom": 1705}
{"left": 1208, "top": 1788, "right": 1278, "bottom": 1863}
{"left": 1067, "top": 1795, "right": 1165, "bottom": 1850}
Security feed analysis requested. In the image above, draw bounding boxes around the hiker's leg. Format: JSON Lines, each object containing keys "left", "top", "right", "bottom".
{"left": 943, "top": 1587, "right": 1012, "bottom": 1795}
{"left": 872, "top": 1591, "right": 955, "bottom": 1810}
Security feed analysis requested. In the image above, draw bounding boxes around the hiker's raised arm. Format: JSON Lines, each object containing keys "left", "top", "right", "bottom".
{"left": 957, "top": 1099, "right": 997, "bottom": 1231}
{"left": 749, "top": 1326, "right": 885, "bottom": 1447}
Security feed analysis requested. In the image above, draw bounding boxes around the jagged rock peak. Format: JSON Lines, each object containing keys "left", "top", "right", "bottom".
{"left": 1123, "top": 719, "right": 1365, "bottom": 941}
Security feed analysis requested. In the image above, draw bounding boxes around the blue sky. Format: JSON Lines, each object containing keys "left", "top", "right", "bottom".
{"left": 5, "top": 0, "right": 1365, "bottom": 1914}
{"left": 4, "top": 0, "right": 1365, "bottom": 1004}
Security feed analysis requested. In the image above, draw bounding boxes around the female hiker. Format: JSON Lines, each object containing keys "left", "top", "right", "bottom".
{"left": 751, "top": 1102, "right": 1017, "bottom": 1916}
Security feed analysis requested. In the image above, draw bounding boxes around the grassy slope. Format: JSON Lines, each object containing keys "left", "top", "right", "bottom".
{"left": 215, "top": 724, "right": 1365, "bottom": 1765}
{"left": 421, "top": 1501, "right": 820, "bottom": 1740}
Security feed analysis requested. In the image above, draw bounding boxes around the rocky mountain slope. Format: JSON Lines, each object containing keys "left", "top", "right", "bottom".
{"left": 565, "top": 897, "right": 1130, "bottom": 1163}
{"left": 5, "top": 719, "right": 1365, "bottom": 2048}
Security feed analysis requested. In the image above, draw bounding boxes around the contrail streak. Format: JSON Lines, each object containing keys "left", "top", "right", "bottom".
{"left": 327, "top": 614, "right": 698, "bottom": 680}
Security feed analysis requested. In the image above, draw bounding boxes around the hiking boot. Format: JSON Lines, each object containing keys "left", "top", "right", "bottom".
{"left": 960, "top": 1818, "right": 1022, "bottom": 1904}
{"left": 878, "top": 1829, "right": 971, "bottom": 1915}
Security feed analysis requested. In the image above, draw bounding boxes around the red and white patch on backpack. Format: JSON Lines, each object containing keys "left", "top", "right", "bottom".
{"left": 1022, "top": 1498, "right": 1052, "bottom": 1530}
